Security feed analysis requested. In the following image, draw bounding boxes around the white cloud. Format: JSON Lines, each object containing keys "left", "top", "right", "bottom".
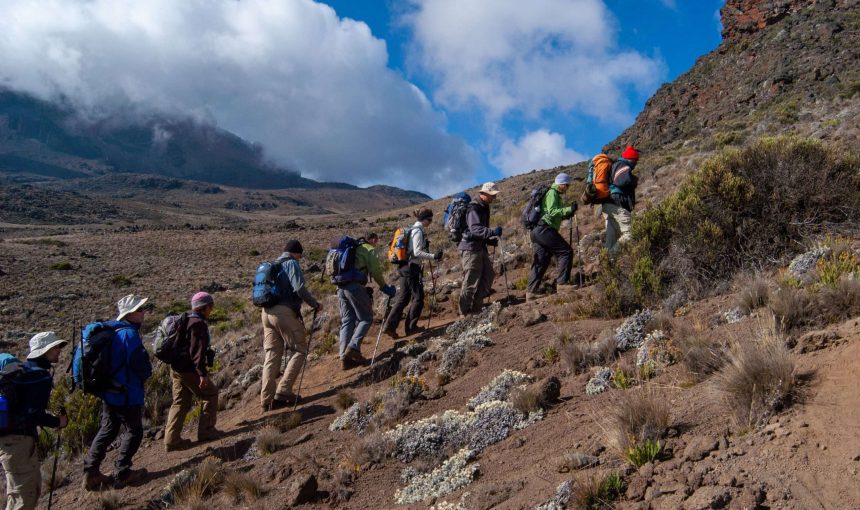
{"left": 659, "top": 0, "right": 677, "bottom": 9}
{"left": 493, "top": 129, "right": 586, "bottom": 176}
{"left": 0, "top": 0, "right": 477, "bottom": 196}
{"left": 403, "top": 0, "right": 665, "bottom": 125}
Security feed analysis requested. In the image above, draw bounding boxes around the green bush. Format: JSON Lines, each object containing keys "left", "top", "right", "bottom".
{"left": 145, "top": 361, "right": 173, "bottom": 427}
{"left": 713, "top": 131, "right": 745, "bottom": 147}
{"left": 111, "top": 275, "right": 133, "bottom": 288}
{"left": 629, "top": 137, "right": 859, "bottom": 297}
{"left": 48, "top": 378, "right": 101, "bottom": 457}
{"left": 626, "top": 439, "right": 662, "bottom": 467}
{"left": 49, "top": 262, "right": 73, "bottom": 271}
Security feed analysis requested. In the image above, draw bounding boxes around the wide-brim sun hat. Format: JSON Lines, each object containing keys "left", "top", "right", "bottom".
{"left": 116, "top": 294, "right": 149, "bottom": 321}
{"left": 27, "top": 331, "right": 68, "bottom": 359}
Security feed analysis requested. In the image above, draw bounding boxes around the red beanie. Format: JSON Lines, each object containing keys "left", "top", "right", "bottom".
{"left": 622, "top": 146, "right": 639, "bottom": 161}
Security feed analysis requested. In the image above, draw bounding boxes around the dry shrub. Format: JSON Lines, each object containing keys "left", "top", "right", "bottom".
{"left": 675, "top": 328, "right": 727, "bottom": 380}
{"left": 713, "top": 328, "right": 795, "bottom": 429}
{"left": 510, "top": 386, "right": 541, "bottom": 414}
{"left": 267, "top": 411, "right": 301, "bottom": 433}
{"left": 645, "top": 311, "right": 674, "bottom": 334}
{"left": 609, "top": 387, "right": 670, "bottom": 454}
{"left": 97, "top": 491, "right": 122, "bottom": 510}
{"left": 222, "top": 471, "right": 264, "bottom": 503}
{"left": 560, "top": 330, "right": 616, "bottom": 374}
{"left": 335, "top": 390, "right": 357, "bottom": 411}
{"left": 768, "top": 286, "right": 814, "bottom": 334}
{"left": 571, "top": 472, "right": 625, "bottom": 509}
{"left": 816, "top": 279, "right": 860, "bottom": 323}
{"left": 350, "top": 431, "right": 393, "bottom": 466}
{"left": 255, "top": 426, "right": 283, "bottom": 455}
{"left": 736, "top": 277, "right": 770, "bottom": 314}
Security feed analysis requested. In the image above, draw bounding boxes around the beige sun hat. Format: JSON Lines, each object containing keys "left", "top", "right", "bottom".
{"left": 27, "top": 331, "right": 68, "bottom": 360}
{"left": 116, "top": 294, "right": 149, "bottom": 321}
{"left": 480, "top": 182, "right": 500, "bottom": 195}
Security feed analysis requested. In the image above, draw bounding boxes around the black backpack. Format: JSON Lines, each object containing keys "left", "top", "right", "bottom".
{"left": 0, "top": 354, "right": 52, "bottom": 434}
{"left": 153, "top": 313, "right": 189, "bottom": 364}
{"left": 72, "top": 321, "right": 123, "bottom": 395}
{"left": 443, "top": 192, "right": 471, "bottom": 243}
{"left": 521, "top": 184, "right": 551, "bottom": 230}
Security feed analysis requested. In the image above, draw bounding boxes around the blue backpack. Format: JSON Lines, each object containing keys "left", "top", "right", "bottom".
{"left": 326, "top": 236, "right": 369, "bottom": 286}
{"left": 72, "top": 321, "right": 124, "bottom": 395}
{"left": 252, "top": 260, "right": 286, "bottom": 308}
{"left": 0, "top": 353, "right": 52, "bottom": 433}
{"left": 443, "top": 192, "right": 471, "bottom": 243}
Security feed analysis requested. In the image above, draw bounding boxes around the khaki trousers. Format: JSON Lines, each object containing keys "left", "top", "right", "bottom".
{"left": 164, "top": 370, "right": 219, "bottom": 446}
{"left": 0, "top": 435, "right": 39, "bottom": 510}
{"left": 261, "top": 305, "right": 308, "bottom": 407}
{"left": 459, "top": 249, "right": 494, "bottom": 315}
{"left": 602, "top": 202, "right": 632, "bottom": 254}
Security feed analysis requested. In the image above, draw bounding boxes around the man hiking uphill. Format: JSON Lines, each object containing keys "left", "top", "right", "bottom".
{"left": 260, "top": 240, "right": 322, "bottom": 412}
{"left": 602, "top": 145, "right": 640, "bottom": 254}
{"left": 384, "top": 208, "right": 442, "bottom": 338}
{"left": 527, "top": 173, "right": 577, "bottom": 301}
{"left": 164, "top": 292, "right": 222, "bottom": 452}
{"left": 338, "top": 233, "right": 396, "bottom": 370}
{"left": 0, "top": 332, "right": 68, "bottom": 510}
{"left": 83, "top": 294, "right": 152, "bottom": 491}
{"left": 458, "top": 182, "right": 503, "bottom": 316}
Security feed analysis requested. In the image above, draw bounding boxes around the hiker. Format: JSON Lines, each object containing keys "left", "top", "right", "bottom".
{"left": 0, "top": 333, "right": 68, "bottom": 510}
{"left": 260, "top": 240, "right": 322, "bottom": 411}
{"left": 164, "top": 292, "right": 221, "bottom": 452}
{"left": 458, "top": 182, "right": 503, "bottom": 316}
{"left": 602, "top": 146, "right": 639, "bottom": 253}
{"left": 527, "top": 173, "right": 577, "bottom": 300}
{"left": 384, "top": 208, "right": 442, "bottom": 338}
{"left": 83, "top": 294, "right": 153, "bottom": 491}
{"left": 338, "top": 233, "right": 396, "bottom": 369}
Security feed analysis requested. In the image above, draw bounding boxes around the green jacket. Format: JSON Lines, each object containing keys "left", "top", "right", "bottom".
{"left": 355, "top": 243, "right": 386, "bottom": 288}
{"left": 540, "top": 184, "right": 574, "bottom": 231}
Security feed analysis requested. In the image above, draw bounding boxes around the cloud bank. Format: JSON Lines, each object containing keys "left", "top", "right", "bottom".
{"left": 0, "top": 0, "right": 477, "bottom": 195}
{"left": 493, "top": 130, "right": 586, "bottom": 176}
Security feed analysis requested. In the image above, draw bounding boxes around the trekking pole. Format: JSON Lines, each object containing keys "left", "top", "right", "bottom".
{"left": 426, "top": 261, "right": 438, "bottom": 330}
{"left": 497, "top": 237, "right": 511, "bottom": 303}
{"left": 292, "top": 308, "right": 318, "bottom": 411}
{"left": 47, "top": 405, "right": 65, "bottom": 510}
{"left": 370, "top": 295, "right": 392, "bottom": 368}
{"left": 574, "top": 213, "right": 585, "bottom": 287}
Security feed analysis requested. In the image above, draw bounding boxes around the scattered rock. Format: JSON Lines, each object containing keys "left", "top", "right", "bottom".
{"left": 286, "top": 473, "right": 318, "bottom": 506}
{"left": 554, "top": 452, "right": 599, "bottom": 472}
{"left": 531, "top": 376, "right": 561, "bottom": 407}
{"left": 286, "top": 432, "right": 313, "bottom": 447}
{"left": 683, "top": 486, "right": 732, "bottom": 510}
{"left": 684, "top": 436, "right": 719, "bottom": 461}
{"left": 461, "top": 480, "right": 524, "bottom": 510}
{"left": 524, "top": 310, "right": 547, "bottom": 327}
{"left": 794, "top": 329, "right": 840, "bottom": 353}
{"left": 626, "top": 474, "right": 649, "bottom": 501}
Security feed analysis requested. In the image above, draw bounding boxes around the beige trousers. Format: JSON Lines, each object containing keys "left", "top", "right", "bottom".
{"left": 261, "top": 305, "right": 308, "bottom": 407}
{"left": 0, "top": 435, "right": 39, "bottom": 510}
{"left": 602, "top": 202, "right": 632, "bottom": 254}
{"left": 164, "top": 370, "right": 219, "bottom": 446}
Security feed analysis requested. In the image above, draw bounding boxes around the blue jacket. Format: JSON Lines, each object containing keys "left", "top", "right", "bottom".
{"left": 103, "top": 321, "right": 152, "bottom": 407}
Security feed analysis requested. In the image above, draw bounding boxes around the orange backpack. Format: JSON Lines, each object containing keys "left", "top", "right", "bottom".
{"left": 581, "top": 153, "right": 613, "bottom": 204}
{"left": 387, "top": 227, "right": 413, "bottom": 264}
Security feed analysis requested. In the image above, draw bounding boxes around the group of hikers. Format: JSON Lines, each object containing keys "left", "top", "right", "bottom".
{"left": 0, "top": 145, "right": 640, "bottom": 508}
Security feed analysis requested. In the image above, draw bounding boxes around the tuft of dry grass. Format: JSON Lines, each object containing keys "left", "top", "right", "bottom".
{"left": 817, "top": 278, "right": 860, "bottom": 324}
{"left": 768, "top": 286, "right": 814, "bottom": 334}
{"left": 171, "top": 457, "right": 225, "bottom": 505}
{"left": 713, "top": 327, "right": 795, "bottom": 429}
{"left": 736, "top": 276, "right": 769, "bottom": 314}
{"left": 608, "top": 387, "right": 670, "bottom": 455}
{"left": 510, "top": 386, "right": 541, "bottom": 414}
{"left": 570, "top": 472, "right": 625, "bottom": 509}
{"left": 335, "top": 390, "right": 357, "bottom": 411}
{"left": 675, "top": 328, "right": 727, "bottom": 380}
{"left": 267, "top": 411, "right": 302, "bottom": 433}
{"left": 350, "top": 431, "right": 393, "bottom": 466}
{"left": 559, "top": 330, "right": 616, "bottom": 374}
{"left": 255, "top": 426, "right": 283, "bottom": 455}
{"left": 645, "top": 311, "right": 674, "bottom": 334}
{"left": 222, "top": 471, "right": 264, "bottom": 503}
{"left": 97, "top": 491, "right": 122, "bottom": 510}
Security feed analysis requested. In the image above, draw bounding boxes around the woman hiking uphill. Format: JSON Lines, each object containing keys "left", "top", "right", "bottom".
{"left": 384, "top": 208, "right": 442, "bottom": 338}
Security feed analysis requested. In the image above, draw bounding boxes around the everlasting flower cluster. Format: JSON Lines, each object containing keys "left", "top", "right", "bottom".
{"left": 329, "top": 401, "right": 376, "bottom": 432}
{"left": 614, "top": 309, "right": 656, "bottom": 351}
{"left": 635, "top": 330, "right": 681, "bottom": 375}
{"left": 467, "top": 369, "right": 533, "bottom": 410}
{"left": 788, "top": 246, "right": 830, "bottom": 277}
{"left": 394, "top": 449, "right": 479, "bottom": 504}
{"left": 722, "top": 307, "right": 746, "bottom": 324}
{"left": 585, "top": 367, "right": 612, "bottom": 395}
{"left": 533, "top": 481, "right": 572, "bottom": 510}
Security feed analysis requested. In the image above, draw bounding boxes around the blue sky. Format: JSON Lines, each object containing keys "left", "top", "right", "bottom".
{"left": 0, "top": 0, "right": 725, "bottom": 196}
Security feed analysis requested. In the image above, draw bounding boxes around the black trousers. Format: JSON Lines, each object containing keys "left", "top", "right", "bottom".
{"left": 83, "top": 402, "right": 143, "bottom": 475}
{"left": 386, "top": 263, "right": 424, "bottom": 334}
{"left": 527, "top": 224, "right": 573, "bottom": 293}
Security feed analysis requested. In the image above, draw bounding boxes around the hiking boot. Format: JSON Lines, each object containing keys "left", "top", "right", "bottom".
{"left": 405, "top": 326, "right": 426, "bottom": 336}
{"left": 114, "top": 468, "right": 147, "bottom": 489}
{"left": 526, "top": 292, "right": 542, "bottom": 302}
{"left": 83, "top": 470, "right": 112, "bottom": 492}
{"left": 557, "top": 282, "right": 577, "bottom": 292}
{"left": 165, "top": 438, "right": 193, "bottom": 452}
{"left": 197, "top": 428, "right": 226, "bottom": 443}
{"left": 268, "top": 398, "right": 290, "bottom": 411}
{"left": 344, "top": 348, "right": 368, "bottom": 367}
{"left": 383, "top": 328, "right": 399, "bottom": 339}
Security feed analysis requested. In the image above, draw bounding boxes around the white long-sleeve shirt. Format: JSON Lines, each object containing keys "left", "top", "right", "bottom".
{"left": 409, "top": 221, "right": 435, "bottom": 263}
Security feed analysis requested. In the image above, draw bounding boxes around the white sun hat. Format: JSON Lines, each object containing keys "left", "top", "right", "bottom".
{"left": 116, "top": 294, "right": 149, "bottom": 321}
{"left": 27, "top": 331, "right": 68, "bottom": 359}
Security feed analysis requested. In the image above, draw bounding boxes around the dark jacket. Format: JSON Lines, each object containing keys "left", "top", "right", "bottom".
{"left": 274, "top": 252, "right": 320, "bottom": 312}
{"left": 103, "top": 321, "right": 152, "bottom": 407}
{"left": 170, "top": 313, "right": 211, "bottom": 377}
{"left": 16, "top": 358, "right": 60, "bottom": 435}
{"left": 609, "top": 158, "right": 638, "bottom": 211}
{"left": 458, "top": 199, "right": 493, "bottom": 252}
